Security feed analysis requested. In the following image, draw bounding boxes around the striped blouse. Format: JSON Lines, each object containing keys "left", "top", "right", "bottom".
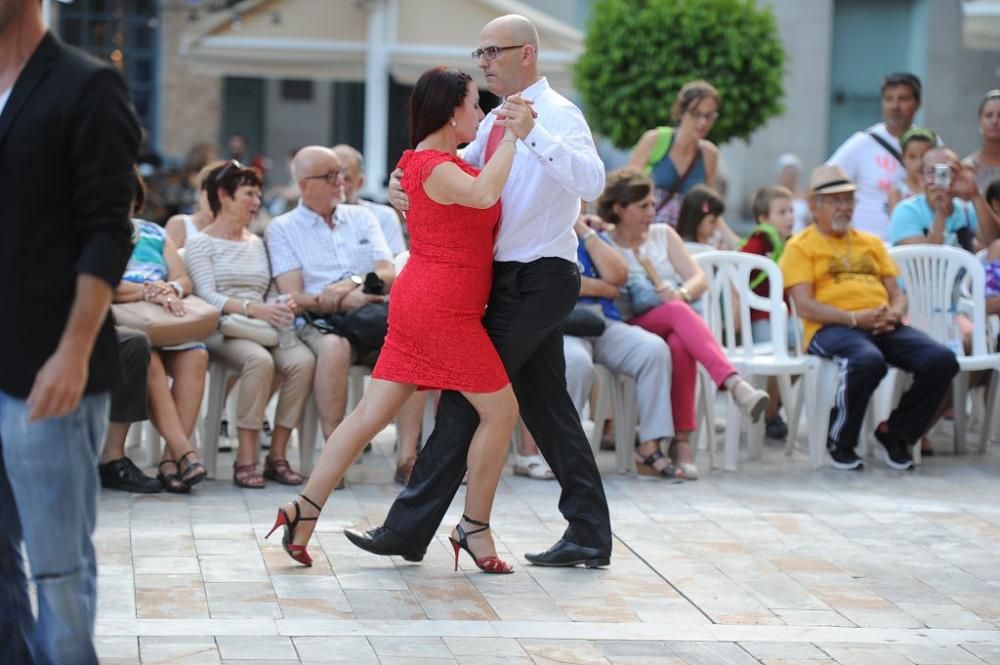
{"left": 184, "top": 233, "right": 271, "bottom": 310}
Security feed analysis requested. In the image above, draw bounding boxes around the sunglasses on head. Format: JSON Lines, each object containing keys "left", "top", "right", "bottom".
{"left": 214, "top": 159, "right": 245, "bottom": 183}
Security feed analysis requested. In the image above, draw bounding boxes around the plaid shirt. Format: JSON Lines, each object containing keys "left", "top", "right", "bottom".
{"left": 266, "top": 202, "right": 392, "bottom": 295}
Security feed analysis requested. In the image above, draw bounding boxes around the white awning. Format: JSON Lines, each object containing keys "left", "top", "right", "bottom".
{"left": 962, "top": 0, "right": 1000, "bottom": 50}
{"left": 180, "top": 0, "right": 584, "bottom": 89}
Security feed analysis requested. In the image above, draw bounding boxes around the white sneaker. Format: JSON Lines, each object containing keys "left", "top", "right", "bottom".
{"left": 513, "top": 454, "right": 555, "bottom": 480}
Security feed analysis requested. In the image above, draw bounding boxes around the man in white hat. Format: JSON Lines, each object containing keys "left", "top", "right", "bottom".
{"left": 779, "top": 165, "right": 958, "bottom": 471}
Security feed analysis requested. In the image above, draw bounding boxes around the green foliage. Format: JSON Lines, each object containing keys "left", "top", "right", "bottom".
{"left": 574, "top": 0, "right": 787, "bottom": 149}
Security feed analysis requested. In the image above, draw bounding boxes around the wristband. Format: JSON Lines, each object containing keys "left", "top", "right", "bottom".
{"left": 581, "top": 229, "right": 597, "bottom": 241}
{"left": 242, "top": 299, "right": 251, "bottom": 316}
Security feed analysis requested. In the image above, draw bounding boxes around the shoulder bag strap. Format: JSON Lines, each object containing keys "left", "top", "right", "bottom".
{"left": 867, "top": 130, "right": 904, "bottom": 167}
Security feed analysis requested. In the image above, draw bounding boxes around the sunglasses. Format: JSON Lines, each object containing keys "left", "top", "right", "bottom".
{"left": 214, "top": 159, "right": 245, "bottom": 183}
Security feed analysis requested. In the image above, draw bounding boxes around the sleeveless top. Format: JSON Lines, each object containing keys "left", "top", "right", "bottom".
{"left": 183, "top": 214, "right": 201, "bottom": 243}
{"left": 611, "top": 224, "right": 682, "bottom": 319}
{"left": 649, "top": 133, "right": 707, "bottom": 225}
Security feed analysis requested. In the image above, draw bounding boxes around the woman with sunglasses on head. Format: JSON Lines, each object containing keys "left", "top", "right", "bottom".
{"left": 627, "top": 80, "right": 739, "bottom": 248}
{"left": 268, "top": 66, "right": 529, "bottom": 573}
{"left": 963, "top": 90, "right": 1000, "bottom": 195}
{"left": 184, "top": 161, "right": 316, "bottom": 489}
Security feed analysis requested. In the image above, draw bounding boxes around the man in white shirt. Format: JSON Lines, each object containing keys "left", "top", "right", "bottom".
{"left": 266, "top": 146, "right": 395, "bottom": 442}
{"left": 827, "top": 72, "right": 922, "bottom": 240}
{"left": 332, "top": 143, "right": 408, "bottom": 256}
{"left": 346, "top": 14, "right": 613, "bottom": 568}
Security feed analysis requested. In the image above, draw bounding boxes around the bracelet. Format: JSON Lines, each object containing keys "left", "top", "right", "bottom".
{"left": 849, "top": 311, "right": 857, "bottom": 328}
{"left": 168, "top": 280, "right": 184, "bottom": 299}
{"left": 581, "top": 229, "right": 597, "bottom": 241}
{"left": 500, "top": 137, "right": 517, "bottom": 147}
{"left": 242, "top": 299, "right": 251, "bottom": 316}
{"left": 678, "top": 286, "right": 691, "bottom": 303}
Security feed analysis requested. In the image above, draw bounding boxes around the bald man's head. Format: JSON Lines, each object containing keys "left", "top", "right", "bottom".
{"left": 292, "top": 146, "right": 343, "bottom": 215}
{"left": 477, "top": 14, "right": 541, "bottom": 97}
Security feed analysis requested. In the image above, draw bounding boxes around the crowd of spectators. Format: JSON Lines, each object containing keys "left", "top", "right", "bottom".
{"left": 106, "top": 73, "right": 1000, "bottom": 495}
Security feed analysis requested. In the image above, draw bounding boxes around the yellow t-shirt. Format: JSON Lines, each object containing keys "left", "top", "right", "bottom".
{"left": 779, "top": 225, "right": 898, "bottom": 348}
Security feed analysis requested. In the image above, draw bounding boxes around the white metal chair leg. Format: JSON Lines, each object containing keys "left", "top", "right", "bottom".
{"left": 613, "top": 374, "right": 637, "bottom": 474}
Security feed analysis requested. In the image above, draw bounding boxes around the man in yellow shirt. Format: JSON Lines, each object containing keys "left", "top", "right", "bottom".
{"left": 780, "top": 165, "right": 958, "bottom": 470}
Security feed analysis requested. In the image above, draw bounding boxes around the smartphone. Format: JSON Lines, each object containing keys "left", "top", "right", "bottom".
{"left": 933, "top": 163, "right": 951, "bottom": 189}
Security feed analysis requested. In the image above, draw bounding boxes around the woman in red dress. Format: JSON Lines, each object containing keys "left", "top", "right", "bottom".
{"left": 269, "top": 67, "right": 533, "bottom": 574}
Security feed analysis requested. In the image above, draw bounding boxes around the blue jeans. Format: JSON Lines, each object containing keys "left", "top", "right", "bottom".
{"left": 0, "top": 391, "right": 109, "bottom": 665}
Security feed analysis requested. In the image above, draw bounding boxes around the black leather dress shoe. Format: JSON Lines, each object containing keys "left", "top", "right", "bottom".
{"left": 344, "top": 526, "right": 426, "bottom": 562}
{"left": 524, "top": 539, "right": 610, "bottom": 568}
{"left": 99, "top": 457, "right": 163, "bottom": 494}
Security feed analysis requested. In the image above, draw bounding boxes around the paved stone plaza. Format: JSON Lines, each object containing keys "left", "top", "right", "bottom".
{"left": 93, "top": 425, "right": 1000, "bottom": 665}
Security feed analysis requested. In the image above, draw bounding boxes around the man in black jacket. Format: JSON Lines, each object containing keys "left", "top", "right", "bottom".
{"left": 0, "top": 1, "right": 139, "bottom": 663}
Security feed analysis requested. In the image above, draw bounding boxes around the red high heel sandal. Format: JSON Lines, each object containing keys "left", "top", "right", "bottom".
{"left": 448, "top": 514, "right": 513, "bottom": 574}
{"left": 265, "top": 494, "right": 322, "bottom": 567}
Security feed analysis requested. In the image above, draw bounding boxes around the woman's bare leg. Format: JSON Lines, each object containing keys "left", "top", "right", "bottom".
{"left": 146, "top": 351, "right": 197, "bottom": 461}
{"left": 162, "top": 348, "right": 209, "bottom": 439}
{"left": 452, "top": 384, "right": 519, "bottom": 561}
{"left": 284, "top": 379, "right": 416, "bottom": 546}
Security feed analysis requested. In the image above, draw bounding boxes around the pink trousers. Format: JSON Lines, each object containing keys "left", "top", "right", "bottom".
{"left": 629, "top": 301, "right": 736, "bottom": 432}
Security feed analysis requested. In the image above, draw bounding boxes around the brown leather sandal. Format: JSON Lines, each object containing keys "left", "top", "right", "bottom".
{"left": 634, "top": 449, "right": 685, "bottom": 481}
{"left": 233, "top": 462, "right": 265, "bottom": 489}
{"left": 262, "top": 456, "right": 304, "bottom": 486}
{"left": 178, "top": 450, "right": 207, "bottom": 487}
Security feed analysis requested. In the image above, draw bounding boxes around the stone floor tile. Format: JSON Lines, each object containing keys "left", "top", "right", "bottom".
{"left": 95, "top": 635, "right": 139, "bottom": 660}
{"left": 134, "top": 555, "right": 202, "bottom": 575}
{"left": 367, "top": 635, "right": 454, "bottom": 659}
{"left": 519, "top": 639, "right": 613, "bottom": 665}
{"left": 292, "top": 635, "right": 378, "bottom": 662}
{"left": 216, "top": 635, "right": 298, "bottom": 660}
{"left": 343, "top": 589, "right": 425, "bottom": 620}
{"left": 890, "top": 643, "right": 989, "bottom": 664}
{"left": 740, "top": 641, "right": 838, "bottom": 663}
{"left": 205, "top": 582, "right": 282, "bottom": 619}
{"left": 665, "top": 641, "right": 761, "bottom": 665}
{"left": 443, "top": 636, "right": 527, "bottom": 657}
{"left": 819, "top": 644, "right": 917, "bottom": 665}
{"left": 140, "top": 636, "right": 222, "bottom": 664}
{"left": 960, "top": 643, "right": 1000, "bottom": 664}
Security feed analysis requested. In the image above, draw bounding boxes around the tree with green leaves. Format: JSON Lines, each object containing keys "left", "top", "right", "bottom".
{"left": 575, "top": 0, "right": 786, "bottom": 148}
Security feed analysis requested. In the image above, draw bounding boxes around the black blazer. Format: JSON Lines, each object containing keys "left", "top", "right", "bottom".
{"left": 0, "top": 33, "right": 139, "bottom": 398}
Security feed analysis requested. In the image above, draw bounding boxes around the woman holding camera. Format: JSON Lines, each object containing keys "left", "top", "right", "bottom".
{"left": 185, "top": 161, "right": 316, "bottom": 488}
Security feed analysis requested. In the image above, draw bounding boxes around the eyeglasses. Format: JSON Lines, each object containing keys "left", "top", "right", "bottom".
{"left": 471, "top": 44, "right": 525, "bottom": 63}
{"left": 303, "top": 169, "right": 346, "bottom": 184}
{"left": 214, "top": 159, "right": 244, "bottom": 183}
{"left": 818, "top": 193, "right": 855, "bottom": 207}
{"left": 686, "top": 110, "right": 719, "bottom": 123}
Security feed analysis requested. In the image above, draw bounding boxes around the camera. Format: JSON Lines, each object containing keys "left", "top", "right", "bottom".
{"left": 363, "top": 271, "right": 386, "bottom": 295}
{"left": 932, "top": 163, "right": 951, "bottom": 190}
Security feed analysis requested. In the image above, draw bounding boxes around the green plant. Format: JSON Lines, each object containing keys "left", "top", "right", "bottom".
{"left": 574, "top": 0, "right": 786, "bottom": 148}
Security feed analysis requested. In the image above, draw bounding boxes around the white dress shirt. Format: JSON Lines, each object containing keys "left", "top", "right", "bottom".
{"left": 266, "top": 201, "right": 392, "bottom": 295}
{"left": 360, "top": 199, "right": 406, "bottom": 255}
{"left": 463, "top": 77, "right": 606, "bottom": 263}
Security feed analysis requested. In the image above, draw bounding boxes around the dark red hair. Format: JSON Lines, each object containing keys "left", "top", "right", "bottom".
{"left": 408, "top": 66, "right": 474, "bottom": 147}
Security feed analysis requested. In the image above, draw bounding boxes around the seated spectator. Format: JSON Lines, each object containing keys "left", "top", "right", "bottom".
{"left": 115, "top": 174, "right": 209, "bottom": 492}
{"left": 777, "top": 153, "right": 811, "bottom": 232}
{"left": 333, "top": 144, "right": 408, "bottom": 256}
{"left": 165, "top": 160, "right": 222, "bottom": 249}
{"left": 266, "top": 146, "right": 395, "bottom": 444}
{"left": 887, "top": 128, "right": 935, "bottom": 215}
{"left": 186, "top": 160, "right": 316, "bottom": 488}
{"left": 780, "top": 164, "right": 959, "bottom": 471}
{"left": 601, "top": 169, "right": 769, "bottom": 471}
{"left": 567, "top": 216, "right": 679, "bottom": 479}
{"left": 741, "top": 185, "right": 797, "bottom": 439}
{"left": 99, "top": 328, "right": 161, "bottom": 493}
{"left": 675, "top": 184, "right": 731, "bottom": 250}
{"left": 982, "top": 180, "right": 1000, "bottom": 316}
{"left": 890, "top": 146, "right": 1000, "bottom": 251}
{"left": 962, "top": 90, "right": 1000, "bottom": 195}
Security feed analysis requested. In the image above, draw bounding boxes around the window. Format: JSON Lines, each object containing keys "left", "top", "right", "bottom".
{"left": 58, "top": 0, "right": 159, "bottom": 133}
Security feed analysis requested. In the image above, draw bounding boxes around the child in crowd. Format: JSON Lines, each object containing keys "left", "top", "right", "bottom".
{"left": 675, "top": 184, "right": 730, "bottom": 250}
{"left": 888, "top": 127, "right": 937, "bottom": 215}
{"left": 741, "top": 185, "right": 796, "bottom": 440}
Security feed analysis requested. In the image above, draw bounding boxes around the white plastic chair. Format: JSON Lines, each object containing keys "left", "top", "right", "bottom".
{"left": 694, "top": 251, "right": 817, "bottom": 470}
{"left": 586, "top": 364, "right": 638, "bottom": 473}
{"left": 889, "top": 245, "right": 1000, "bottom": 454}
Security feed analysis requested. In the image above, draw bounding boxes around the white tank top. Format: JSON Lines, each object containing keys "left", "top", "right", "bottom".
{"left": 183, "top": 214, "right": 201, "bottom": 243}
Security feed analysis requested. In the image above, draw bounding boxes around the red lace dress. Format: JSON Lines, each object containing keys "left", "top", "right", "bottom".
{"left": 372, "top": 149, "right": 508, "bottom": 392}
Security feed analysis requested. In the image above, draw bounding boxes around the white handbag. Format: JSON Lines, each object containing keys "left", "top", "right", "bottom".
{"left": 219, "top": 313, "right": 278, "bottom": 347}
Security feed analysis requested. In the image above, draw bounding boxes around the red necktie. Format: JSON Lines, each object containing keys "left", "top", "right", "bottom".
{"left": 484, "top": 116, "right": 506, "bottom": 162}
